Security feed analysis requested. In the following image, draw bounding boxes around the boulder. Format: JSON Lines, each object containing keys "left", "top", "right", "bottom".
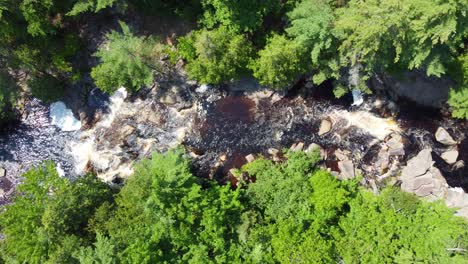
{"left": 245, "top": 154, "right": 255, "bottom": 163}
{"left": 375, "top": 149, "right": 390, "bottom": 173}
{"left": 305, "top": 143, "right": 320, "bottom": 154}
{"left": 400, "top": 149, "right": 448, "bottom": 201}
{"left": 441, "top": 150, "right": 458, "bottom": 164}
{"left": 0, "top": 168, "right": 5, "bottom": 177}
{"left": 338, "top": 160, "right": 355, "bottom": 180}
{"left": 334, "top": 149, "right": 350, "bottom": 161}
{"left": 267, "top": 148, "right": 280, "bottom": 156}
{"left": 435, "top": 127, "right": 457, "bottom": 145}
{"left": 401, "top": 148, "right": 433, "bottom": 178}
{"left": 386, "top": 134, "right": 405, "bottom": 156}
{"left": 318, "top": 119, "right": 332, "bottom": 136}
{"left": 370, "top": 70, "right": 454, "bottom": 108}
{"left": 290, "top": 142, "right": 304, "bottom": 152}
{"left": 445, "top": 188, "right": 468, "bottom": 218}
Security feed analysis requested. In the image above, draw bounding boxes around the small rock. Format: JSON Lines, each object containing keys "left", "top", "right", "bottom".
{"left": 334, "top": 149, "right": 350, "bottom": 161}
{"left": 120, "top": 125, "right": 135, "bottom": 137}
{"left": 0, "top": 188, "right": 4, "bottom": 197}
{"left": 338, "top": 160, "right": 355, "bottom": 180}
{"left": 435, "top": 127, "right": 457, "bottom": 145}
{"left": 268, "top": 148, "right": 280, "bottom": 156}
{"left": 305, "top": 143, "right": 320, "bottom": 154}
{"left": 291, "top": 142, "right": 304, "bottom": 152}
{"left": 453, "top": 160, "right": 465, "bottom": 170}
{"left": 441, "top": 150, "right": 458, "bottom": 164}
{"left": 0, "top": 168, "right": 5, "bottom": 177}
{"left": 219, "top": 154, "right": 227, "bottom": 162}
{"left": 375, "top": 149, "right": 390, "bottom": 173}
{"left": 386, "top": 134, "right": 405, "bottom": 156}
{"left": 318, "top": 119, "right": 332, "bottom": 136}
{"left": 245, "top": 154, "right": 255, "bottom": 163}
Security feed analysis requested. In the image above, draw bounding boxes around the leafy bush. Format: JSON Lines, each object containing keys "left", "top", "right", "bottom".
{"left": 334, "top": 0, "right": 467, "bottom": 79}
{"left": 200, "top": 0, "right": 281, "bottom": 32}
{"left": 91, "top": 21, "right": 163, "bottom": 93}
{"left": 286, "top": 0, "right": 339, "bottom": 85}
{"left": 1, "top": 150, "right": 467, "bottom": 263}
{"left": 448, "top": 52, "right": 468, "bottom": 119}
{"left": 250, "top": 34, "right": 308, "bottom": 89}
{"left": 185, "top": 27, "right": 254, "bottom": 84}
{"left": 0, "top": 161, "right": 112, "bottom": 263}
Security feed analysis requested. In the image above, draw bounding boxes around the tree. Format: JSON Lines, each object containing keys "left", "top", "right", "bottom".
{"left": 448, "top": 52, "right": 468, "bottom": 119}
{"left": 91, "top": 21, "right": 163, "bottom": 93}
{"left": 102, "top": 148, "right": 244, "bottom": 262}
{"left": 200, "top": 0, "right": 281, "bottom": 32}
{"left": 183, "top": 27, "right": 254, "bottom": 84}
{"left": 250, "top": 34, "right": 308, "bottom": 89}
{"left": 334, "top": 0, "right": 468, "bottom": 79}
{"left": 0, "top": 162, "right": 113, "bottom": 263}
{"left": 334, "top": 188, "right": 468, "bottom": 263}
{"left": 67, "top": 0, "right": 123, "bottom": 16}
{"left": 286, "top": 0, "right": 339, "bottom": 85}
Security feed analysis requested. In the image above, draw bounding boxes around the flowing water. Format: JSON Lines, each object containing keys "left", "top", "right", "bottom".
{"left": 0, "top": 81, "right": 467, "bottom": 204}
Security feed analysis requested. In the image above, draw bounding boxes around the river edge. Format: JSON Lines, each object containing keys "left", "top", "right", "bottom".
{"left": 1, "top": 75, "right": 468, "bottom": 217}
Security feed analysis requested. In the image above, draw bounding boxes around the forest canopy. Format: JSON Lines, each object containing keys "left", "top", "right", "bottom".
{"left": 0, "top": 149, "right": 467, "bottom": 263}
{"left": 0, "top": 0, "right": 467, "bottom": 124}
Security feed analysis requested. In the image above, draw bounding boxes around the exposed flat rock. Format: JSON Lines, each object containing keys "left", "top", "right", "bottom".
{"left": 401, "top": 148, "right": 433, "bottom": 178}
{"left": 441, "top": 150, "right": 458, "bottom": 164}
{"left": 338, "top": 160, "right": 355, "bottom": 180}
{"left": 245, "top": 154, "right": 255, "bottom": 163}
{"left": 318, "top": 119, "right": 332, "bottom": 136}
{"left": 400, "top": 149, "right": 447, "bottom": 201}
{"left": 334, "top": 149, "right": 350, "bottom": 161}
{"left": 0, "top": 168, "right": 5, "bottom": 177}
{"left": 435, "top": 127, "right": 457, "bottom": 145}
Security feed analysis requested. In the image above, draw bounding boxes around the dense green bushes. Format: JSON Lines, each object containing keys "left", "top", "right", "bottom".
{"left": 181, "top": 27, "right": 253, "bottom": 84}
{"left": 91, "top": 21, "right": 164, "bottom": 93}
{"left": 1, "top": 0, "right": 467, "bottom": 120}
{"left": 1, "top": 149, "right": 467, "bottom": 263}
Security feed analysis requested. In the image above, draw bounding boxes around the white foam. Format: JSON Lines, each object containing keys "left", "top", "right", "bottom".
{"left": 56, "top": 163, "right": 65, "bottom": 177}
{"left": 49, "top": 102, "right": 81, "bottom": 131}
{"left": 351, "top": 89, "right": 364, "bottom": 106}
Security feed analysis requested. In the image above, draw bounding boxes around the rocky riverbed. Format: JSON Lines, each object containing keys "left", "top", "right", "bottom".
{"left": 0, "top": 74, "right": 467, "bottom": 216}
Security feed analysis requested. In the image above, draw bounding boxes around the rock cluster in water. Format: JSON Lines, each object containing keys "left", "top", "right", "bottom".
{"left": 1, "top": 75, "right": 468, "bottom": 219}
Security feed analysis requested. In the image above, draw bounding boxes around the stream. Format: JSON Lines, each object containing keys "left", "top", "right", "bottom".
{"left": 0, "top": 79, "right": 467, "bottom": 211}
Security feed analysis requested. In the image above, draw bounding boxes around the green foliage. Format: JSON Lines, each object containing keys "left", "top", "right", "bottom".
{"left": 68, "top": 0, "right": 122, "bottom": 16}
{"left": 334, "top": 188, "right": 468, "bottom": 263}
{"left": 250, "top": 34, "right": 308, "bottom": 89}
{"left": 102, "top": 148, "right": 243, "bottom": 262}
{"left": 185, "top": 27, "right": 254, "bottom": 84}
{"left": 200, "top": 0, "right": 281, "bottom": 32}
{"left": 286, "top": 0, "right": 340, "bottom": 85}
{"left": 1, "top": 150, "right": 467, "bottom": 263}
{"left": 448, "top": 52, "right": 468, "bottom": 119}
{"left": 91, "top": 21, "right": 163, "bottom": 93}
{"left": 28, "top": 74, "right": 65, "bottom": 103}
{"left": 334, "top": 0, "right": 468, "bottom": 78}
{"left": 0, "top": 162, "right": 113, "bottom": 263}
{"left": 0, "top": 71, "right": 18, "bottom": 124}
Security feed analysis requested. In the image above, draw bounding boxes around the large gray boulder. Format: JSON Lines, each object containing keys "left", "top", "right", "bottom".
{"left": 371, "top": 70, "right": 454, "bottom": 108}
{"left": 400, "top": 149, "right": 447, "bottom": 201}
{"left": 338, "top": 160, "right": 355, "bottom": 180}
